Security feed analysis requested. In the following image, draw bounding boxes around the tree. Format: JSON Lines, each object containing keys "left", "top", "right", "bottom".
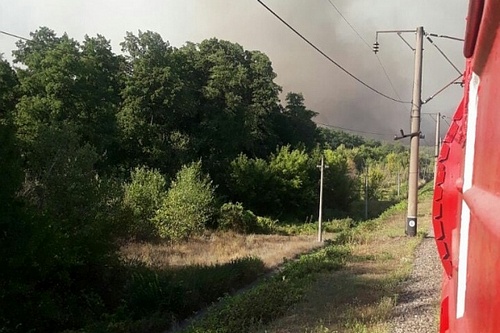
{"left": 123, "top": 166, "right": 168, "bottom": 239}
{"left": 0, "top": 57, "right": 21, "bottom": 202}
{"left": 0, "top": 57, "right": 19, "bottom": 119}
{"left": 154, "top": 162, "right": 216, "bottom": 241}
{"left": 269, "top": 146, "right": 317, "bottom": 218}
{"left": 318, "top": 127, "right": 366, "bottom": 149}
{"left": 274, "top": 92, "right": 319, "bottom": 150}
{"left": 78, "top": 34, "right": 124, "bottom": 163}
{"left": 118, "top": 31, "right": 191, "bottom": 174}
{"left": 229, "top": 154, "right": 281, "bottom": 216}
{"left": 13, "top": 28, "right": 122, "bottom": 166}
{"left": 321, "top": 148, "right": 359, "bottom": 215}
{"left": 190, "top": 39, "right": 282, "bottom": 175}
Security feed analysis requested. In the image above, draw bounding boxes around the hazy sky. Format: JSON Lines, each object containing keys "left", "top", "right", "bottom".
{"left": 0, "top": 0, "right": 469, "bottom": 142}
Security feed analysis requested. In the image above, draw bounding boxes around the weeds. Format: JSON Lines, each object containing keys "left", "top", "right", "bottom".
{"left": 182, "top": 242, "right": 350, "bottom": 333}
{"left": 260, "top": 190, "right": 433, "bottom": 333}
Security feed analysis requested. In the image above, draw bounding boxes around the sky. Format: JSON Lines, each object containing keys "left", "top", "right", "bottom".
{"left": 0, "top": 0, "right": 469, "bottom": 143}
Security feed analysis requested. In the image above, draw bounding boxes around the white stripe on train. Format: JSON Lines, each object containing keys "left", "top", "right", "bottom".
{"left": 456, "top": 72, "right": 480, "bottom": 319}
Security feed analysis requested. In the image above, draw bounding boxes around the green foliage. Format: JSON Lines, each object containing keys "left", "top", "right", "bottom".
{"left": 229, "top": 154, "right": 280, "bottom": 216}
{"left": 0, "top": 57, "right": 19, "bottom": 118}
{"left": 0, "top": 123, "right": 22, "bottom": 206}
{"left": 124, "top": 257, "right": 265, "bottom": 320}
{"left": 229, "top": 146, "right": 362, "bottom": 220}
{"left": 268, "top": 146, "right": 317, "bottom": 218}
{"left": 73, "top": 257, "right": 265, "bottom": 333}
{"left": 14, "top": 28, "right": 122, "bottom": 164}
{"left": 183, "top": 243, "right": 350, "bottom": 333}
{"left": 218, "top": 202, "right": 277, "bottom": 234}
{"left": 322, "top": 147, "right": 360, "bottom": 214}
{"left": 1, "top": 25, "right": 428, "bottom": 333}
{"left": 274, "top": 92, "right": 319, "bottom": 151}
{"left": 218, "top": 202, "right": 258, "bottom": 233}
{"left": 186, "top": 279, "right": 303, "bottom": 333}
{"left": 117, "top": 30, "right": 189, "bottom": 174}
{"left": 154, "top": 162, "right": 216, "bottom": 241}
{"left": 123, "top": 167, "right": 168, "bottom": 239}
{"left": 284, "top": 244, "right": 350, "bottom": 280}
{"left": 318, "top": 127, "right": 366, "bottom": 149}
{"left": 256, "top": 216, "right": 278, "bottom": 234}
{"left": 276, "top": 218, "right": 354, "bottom": 236}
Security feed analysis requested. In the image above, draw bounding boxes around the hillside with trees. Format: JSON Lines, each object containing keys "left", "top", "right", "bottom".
{"left": 0, "top": 27, "right": 433, "bottom": 332}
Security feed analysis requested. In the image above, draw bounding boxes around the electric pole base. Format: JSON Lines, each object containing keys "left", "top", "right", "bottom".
{"left": 406, "top": 216, "right": 417, "bottom": 236}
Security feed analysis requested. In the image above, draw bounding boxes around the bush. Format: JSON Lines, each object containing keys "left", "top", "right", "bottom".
{"left": 183, "top": 243, "right": 350, "bottom": 333}
{"left": 124, "top": 257, "right": 265, "bottom": 319}
{"left": 218, "top": 203, "right": 278, "bottom": 234}
{"left": 218, "top": 202, "right": 257, "bottom": 233}
{"left": 123, "top": 167, "right": 168, "bottom": 239}
{"left": 153, "top": 162, "right": 216, "bottom": 241}
{"left": 255, "top": 216, "right": 278, "bottom": 234}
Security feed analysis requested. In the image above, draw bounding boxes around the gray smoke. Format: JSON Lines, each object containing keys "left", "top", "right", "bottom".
{"left": 0, "top": 0, "right": 468, "bottom": 142}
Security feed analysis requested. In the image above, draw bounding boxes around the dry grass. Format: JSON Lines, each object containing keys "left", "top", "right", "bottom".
{"left": 121, "top": 231, "right": 337, "bottom": 269}
{"left": 260, "top": 196, "right": 433, "bottom": 333}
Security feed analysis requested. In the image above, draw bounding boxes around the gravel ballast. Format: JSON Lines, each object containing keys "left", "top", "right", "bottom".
{"left": 389, "top": 228, "right": 442, "bottom": 333}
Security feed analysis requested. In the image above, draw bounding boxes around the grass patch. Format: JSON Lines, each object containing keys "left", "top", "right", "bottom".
{"left": 261, "top": 188, "right": 433, "bottom": 333}
{"left": 83, "top": 184, "right": 435, "bottom": 333}
{"left": 121, "top": 232, "right": 329, "bottom": 269}
{"left": 180, "top": 242, "right": 351, "bottom": 333}
{"left": 276, "top": 218, "right": 354, "bottom": 236}
{"left": 75, "top": 257, "right": 266, "bottom": 332}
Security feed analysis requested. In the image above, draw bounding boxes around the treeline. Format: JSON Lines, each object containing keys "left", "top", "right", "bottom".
{"left": 0, "top": 27, "right": 424, "bottom": 332}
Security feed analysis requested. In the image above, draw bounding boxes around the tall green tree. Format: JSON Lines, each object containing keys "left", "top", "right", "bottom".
{"left": 11, "top": 28, "right": 124, "bottom": 318}
{"left": 190, "top": 39, "right": 283, "bottom": 173}
{"left": 0, "top": 57, "right": 21, "bottom": 201}
{"left": 274, "top": 92, "right": 319, "bottom": 151}
{"left": 322, "top": 147, "right": 359, "bottom": 213}
{"left": 318, "top": 127, "right": 366, "bottom": 149}
{"left": 13, "top": 27, "right": 122, "bottom": 162}
{"left": 118, "top": 31, "right": 195, "bottom": 175}
{"left": 154, "top": 161, "right": 216, "bottom": 241}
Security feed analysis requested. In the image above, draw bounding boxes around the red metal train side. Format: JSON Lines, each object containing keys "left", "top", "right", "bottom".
{"left": 433, "top": 0, "right": 500, "bottom": 332}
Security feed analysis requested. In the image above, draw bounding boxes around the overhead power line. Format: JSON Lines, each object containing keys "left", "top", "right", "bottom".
{"left": 325, "top": 0, "right": 371, "bottom": 49}
{"left": 324, "top": 0, "right": 404, "bottom": 102}
{"left": 423, "top": 73, "right": 463, "bottom": 104}
{"left": 425, "top": 34, "right": 462, "bottom": 75}
{"left": 256, "top": 0, "right": 411, "bottom": 104}
{"left": 316, "top": 121, "right": 392, "bottom": 137}
{"left": 442, "top": 116, "right": 451, "bottom": 127}
{"left": 0, "top": 29, "right": 29, "bottom": 41}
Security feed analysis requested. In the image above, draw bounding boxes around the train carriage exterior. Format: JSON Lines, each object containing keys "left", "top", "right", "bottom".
{"left": 432, "top": 0, "right": 500, "bottom": 331}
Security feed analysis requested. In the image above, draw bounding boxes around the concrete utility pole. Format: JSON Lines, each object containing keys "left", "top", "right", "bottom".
{"left": 406, "top": 26, "right": 424, "bottom": 237}
{"left": 317, "top": 155, "right": 328, "bottom": 242}
{"left": 433, "top": 112, "right": 441, "bottom": 185}
{"left": 365, "top": 162, "right": 369, "bottom": 220}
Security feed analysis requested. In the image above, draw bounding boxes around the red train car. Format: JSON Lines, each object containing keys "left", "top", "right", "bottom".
{"left": 433, "top": 0, "right": 500, "bottom": 331}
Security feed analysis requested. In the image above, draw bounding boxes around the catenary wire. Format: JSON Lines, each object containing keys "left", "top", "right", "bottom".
{"left": 425, "top": 35, "right": 462, "bottom": 75}
{"left": 316, "top": 121, "right": 392, "bottom": 137}
{"left": 324, "top": 0, "right": 404, "bottom": 102}
{"left": 0, "top": 29, "right": 29, "bottom": 41}
{"left": 423, "top": 74, "right": 463, "bottom": 104}
{"left": 442, "top": 117, "right": 451, "bottom": 127}
{"left": 256, "top": 0, "right": 411, "bottom": 104}
{"left": 325, "top": 0, "right": 371, "bottom": 48}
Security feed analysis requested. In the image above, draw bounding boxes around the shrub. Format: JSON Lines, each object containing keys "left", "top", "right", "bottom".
{"left": 218, "top": 203, "right": 278, "bottom": 234}
{"left": 183, "top": 243, "right": 350, "bottom": 333}
{"left": 255, "top": 216, "right": 278, "bottom": 234}
{"left": 218, "top": 202, "right": 257, "bottom": 233}
{"left": 123, "top": 167, "right": 168, "bottom": 239}
{"left": 153, "top": 162, "right": 216, "bottom": 241}
{"left": 123, "top": 257, "right": 266, "bottom": 322}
